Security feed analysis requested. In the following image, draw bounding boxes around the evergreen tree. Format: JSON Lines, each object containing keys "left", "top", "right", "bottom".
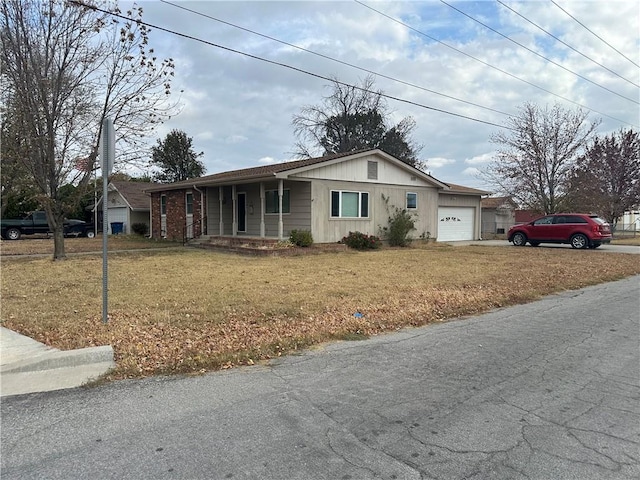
{"left": 151, "top": 130, "right": 205, "bottom": 183}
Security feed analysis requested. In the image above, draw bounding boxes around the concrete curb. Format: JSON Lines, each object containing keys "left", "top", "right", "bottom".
{"left": 0, "top": 327, "right": 116, "bottom": 397}
{"left": 1, "top": 345, "right": 114, "bottom": 374}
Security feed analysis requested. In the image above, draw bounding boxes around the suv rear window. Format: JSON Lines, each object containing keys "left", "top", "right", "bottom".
{"left": 590, "top": 216, "right": 607, "bottom": 225}
{"left": 563, "top": 215, "right": 588, "bottom": 224}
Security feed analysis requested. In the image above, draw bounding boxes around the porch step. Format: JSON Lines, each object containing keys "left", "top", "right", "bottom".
{"left": 189, "top": 235, "right": 347, "bottom": 256}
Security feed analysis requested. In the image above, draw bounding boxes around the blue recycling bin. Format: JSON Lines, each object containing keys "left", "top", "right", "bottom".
{"left": 110, "top": 222, "right": 124, "bottom": 235}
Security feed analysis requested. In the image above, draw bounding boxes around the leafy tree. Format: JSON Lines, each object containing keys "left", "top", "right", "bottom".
{"left": 484, "top": 103, "right": 599, "bottom": 214}
{"left": 292, "top": 75, "right": 424, "bottom": 168}
{"left": 1, "top": 0, "right": 176, "bottom": 259}
{"left": 150, "top": 130, "right": 206, "bottom": 183}
{"left": 567, "top": 129, "right": 640, "bottom": 229}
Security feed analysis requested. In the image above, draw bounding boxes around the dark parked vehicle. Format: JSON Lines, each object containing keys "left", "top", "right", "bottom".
{"left": 507, "top": 213, "right": 612, "bottom": 249}
{"left": 0, "top": 211, "right": 95, "bottom": 240}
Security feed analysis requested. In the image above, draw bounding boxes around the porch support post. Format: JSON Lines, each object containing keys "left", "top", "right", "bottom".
{"left": 218, "top": 187, "right": 224, "bottom": 235}
{"left": 259, "top": 182, "right": 265, "bottom": 238}
{"left": 278, "top": 179, "right": 284, "bottom": 240}
{"left": 232, "top": 184, "right": 237, "bottom": 236}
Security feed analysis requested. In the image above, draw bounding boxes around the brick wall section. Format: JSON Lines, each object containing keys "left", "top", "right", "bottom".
{"left": 151, "top": 189, "right": 205, "bottom": 241}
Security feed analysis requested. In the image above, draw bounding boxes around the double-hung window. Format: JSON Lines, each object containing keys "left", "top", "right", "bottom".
{"left": 331, "top": 190, "right": 369, "bottom": 218}
{"left": 186, "top": 192, "right": 193, "bottom": 215}
{"left": 160, "top": 195, "right": 167, "bottom": 215}
{"left": 406, "top": 192, "right": 417, "bottom": 209}
{"left": 265, "top": 189, "right": 290, "bottom": 214}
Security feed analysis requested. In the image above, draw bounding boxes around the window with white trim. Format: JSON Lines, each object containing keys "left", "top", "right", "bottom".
{"left": 406, "top": 192, "right": 417, "bottom": 209}
{"left": 265, "top": 189, "right": 290, "bottom": 214}
{"left": 330, "top": 190, "right": 369, "bottom": 218}
{"left": 160, "top": 195, "right": 167, "bottom": 215}
{"left": 186, "top": 192, "right": 193, "bottom": 215}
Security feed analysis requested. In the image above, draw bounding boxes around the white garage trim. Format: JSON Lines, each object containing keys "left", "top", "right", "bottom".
{"left": 437, "top": 207, "right": 475, "bottom": 241}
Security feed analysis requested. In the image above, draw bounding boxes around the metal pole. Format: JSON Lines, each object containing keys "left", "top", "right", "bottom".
{"left": 102, "top": 160, "right": 108, "bottom": 324}
{"left": 100, "top": 117, "right": 114, "bottom": 324}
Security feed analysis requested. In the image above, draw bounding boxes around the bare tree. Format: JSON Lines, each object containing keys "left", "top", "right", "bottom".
{"left": 292, "top": 75, "right": 423, "bottom": 168}
{"left": 0, "top": 0, "right": 176, "bottom": 259}
{"left": 484, "top": 103, "right": 599, "bottom": 213}
{"left": 567, "top": 129, "right": 640, "bottom": 228}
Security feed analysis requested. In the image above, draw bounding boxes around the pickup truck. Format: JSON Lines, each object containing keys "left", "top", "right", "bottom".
{"left": 0, "top": 211, "right": 95, "bottom": 240}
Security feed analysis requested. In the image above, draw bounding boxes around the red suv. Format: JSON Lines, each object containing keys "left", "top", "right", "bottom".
{"left": 508, "top": 214, "right": 612, "bottom": 249}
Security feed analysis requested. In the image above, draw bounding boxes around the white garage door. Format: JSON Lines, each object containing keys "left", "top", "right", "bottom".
{"left": 437, "top": 207, "right": 475, "bottom": 241}
{"left": 107, "top": 207, "right": 128, "bottom": 234}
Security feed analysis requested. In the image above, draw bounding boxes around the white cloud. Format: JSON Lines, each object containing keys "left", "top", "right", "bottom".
{"left": 135, "top": 0, "right": 639, "bottom": 188}
{"left": 258, "top": 156, "right": 278, "bottom": 165}
{"left": 465, "top": 153, "right": 494, "bottom": 165}
{"left": 426, "top": 157, "right": 456, "bottom": 169}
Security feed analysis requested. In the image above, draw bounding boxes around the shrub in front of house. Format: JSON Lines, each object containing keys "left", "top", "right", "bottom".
{"left": 381, "top": 206, "right": 415, "bottom": 247}
{"left": 289, "top": 229, "right": 313, "bottom": 247}
{"left": 131, "top": 222, "right": 149, "bottom": 236}
{"left": 341, "top": 231, "right": 381, "bottom": 250}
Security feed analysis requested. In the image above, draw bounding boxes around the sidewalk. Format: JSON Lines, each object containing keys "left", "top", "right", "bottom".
{"left": 0, "top": 327, "right": 115, "bottom": 397}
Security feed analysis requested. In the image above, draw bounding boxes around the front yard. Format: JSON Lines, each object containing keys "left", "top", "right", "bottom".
{"left": 1, "top": 243, "right": 639, "bottom": 380}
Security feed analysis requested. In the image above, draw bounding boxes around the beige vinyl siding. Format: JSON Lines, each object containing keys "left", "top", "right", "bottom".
{"left": 311, "top": 180, "right": 439, "bottom": 243}
{"left": 206, "top": 186, "right": 234, "bottom": 235}
{"left": 291, "top": 153, "right": 434, "bottom": 187}
{"left": 259, "top": 181, "right": 311, "bottom": 237}
{"left": 205, "top": 183, "right": 311, "bottom": 238}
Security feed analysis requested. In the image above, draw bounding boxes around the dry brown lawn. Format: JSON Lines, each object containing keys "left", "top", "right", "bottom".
{"left": 0, "top": 234, "right": 181, "bottom": 256}
{"left": 1, "top": 243, "right": 639, "bottom": 380}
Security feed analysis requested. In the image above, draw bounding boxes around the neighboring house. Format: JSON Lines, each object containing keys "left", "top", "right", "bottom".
{"left": 481, "top": 196, "right": 518, "bottom": 236}
{"left": 144, "top": 149, "right": 489, "bottom": 243}
{"left": 96, "top": 181, "right": 155, "bottom": 235}
{"left": 619, "top": 209, "right": 640, "bottom": 232}
{"left": 515, "top": 209, "right": 543, "bottom": 225}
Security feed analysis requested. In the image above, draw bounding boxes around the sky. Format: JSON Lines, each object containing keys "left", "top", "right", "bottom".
{"left": 127, "top": 0, "right": 639, "bottom": 190}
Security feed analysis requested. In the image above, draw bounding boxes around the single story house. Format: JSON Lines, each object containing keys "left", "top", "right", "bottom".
{"left": 96, "top": 180, "right": 155, "bottom": 235}
{"left": 481, "top": 196, "right": 518, "bottom": 236}
{"left": 143, "top": 149, "right": 489, "bottom": 243}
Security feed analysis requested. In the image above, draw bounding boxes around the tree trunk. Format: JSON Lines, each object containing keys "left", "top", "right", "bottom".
{"left": 44, "top": 205, "right": 67, "bottom": 260}
{"left": 52, "top": 226, "right": 66, "bottom": 261}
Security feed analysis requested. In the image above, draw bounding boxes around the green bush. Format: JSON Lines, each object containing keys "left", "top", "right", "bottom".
{"left": 131, "top": 222, "right": 149, "bottom": 236}
{"left": 340, "top": 231, "right": 381, "bottom": 250}
{"left": 382, "top": 206, "right": 415, "bottom": 247}
{"left": 289, "top": 229, "right": 313, "bottom": 247}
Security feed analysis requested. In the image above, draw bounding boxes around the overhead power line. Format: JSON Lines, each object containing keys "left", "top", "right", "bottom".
{"left": 496, "top": 0, "right": 639, "bottom": 89}
{"left": 67, "top": 0, "right": 512, "bottom": 131}
{"left": 159, "top": 0, "right": 511, "bottom": 118}
{"left": 440, "top": 0, "right": 639, "bottom": 105}
{"left": 551, "top": 0, "right": 640, "bottom": 69}
{"left": 355, "top": 0, "right": 636, "bottom": 127}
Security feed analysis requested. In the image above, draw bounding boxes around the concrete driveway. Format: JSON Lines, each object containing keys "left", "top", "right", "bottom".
{"left": 451, "top": 239, "right": 640, "bottom": 254}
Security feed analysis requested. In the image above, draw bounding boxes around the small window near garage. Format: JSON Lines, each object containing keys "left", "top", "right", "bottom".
{"left": 186, "top": 192, "right": 194, "bottom": 215}
{"left": 367, "top": 161, "right": 378, "bottom": 180}
{"left": 160, "top": 195, "right": 167, "bottom": 215}
{"left": 265, "top": 189, "right": 290, "bottom": 214}
{"left": 406, "top": 192, "right": 417, "bottom": 209}
{"left": 330, "top": 190, "right": 369, "bottom": 218}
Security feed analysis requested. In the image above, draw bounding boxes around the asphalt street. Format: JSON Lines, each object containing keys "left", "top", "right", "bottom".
{"left": 1, "top": 276, "right": 639, "bottom": 480}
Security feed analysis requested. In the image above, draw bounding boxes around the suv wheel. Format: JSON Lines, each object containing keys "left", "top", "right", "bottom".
{"left": 570, "top": 233, "right": 588, "bottom": 249}
{"left": 512, "top": 232, "right": 527, "bottom": 246}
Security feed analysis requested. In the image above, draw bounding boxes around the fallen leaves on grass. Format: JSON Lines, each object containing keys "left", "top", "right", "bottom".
{"left": 2, "top": 245, "right": 639, "bottom": 380}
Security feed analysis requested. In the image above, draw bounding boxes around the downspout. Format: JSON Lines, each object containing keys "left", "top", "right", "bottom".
{"left": 193, "top": 185, "right": 205, "bottom": 236}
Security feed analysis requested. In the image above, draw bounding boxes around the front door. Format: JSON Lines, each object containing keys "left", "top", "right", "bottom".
{"left": 237, "top": 192, "right": 246, "bottom": 233}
